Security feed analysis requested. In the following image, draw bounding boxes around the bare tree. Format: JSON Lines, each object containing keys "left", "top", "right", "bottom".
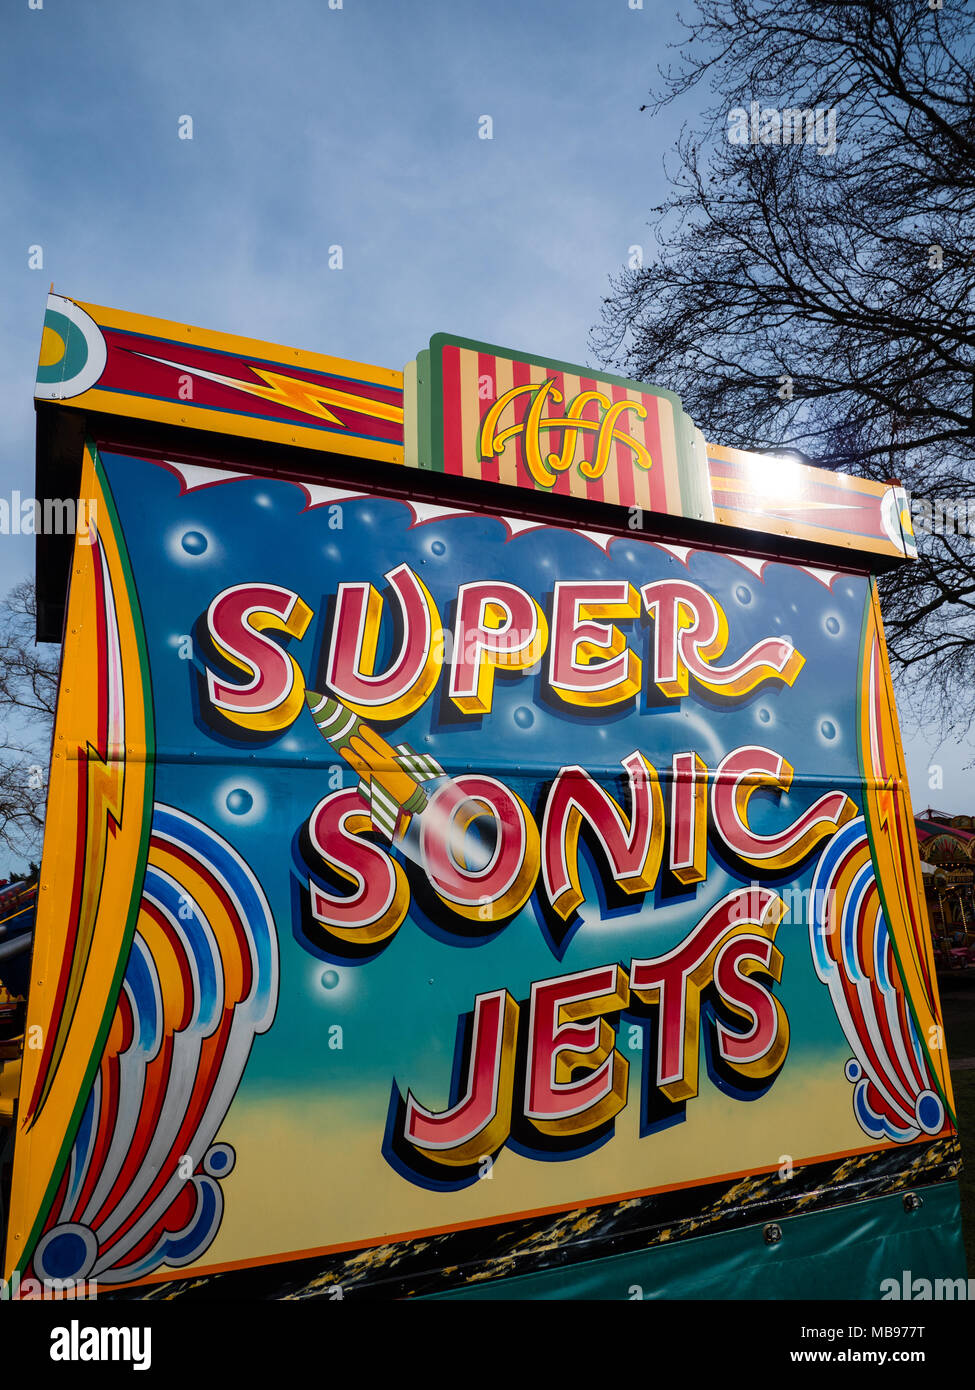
{"left": 0, "top": 580, "right": 59, "bottom": 870}
{"left": 593, "top": 0, "right": 975, "bottom": 740}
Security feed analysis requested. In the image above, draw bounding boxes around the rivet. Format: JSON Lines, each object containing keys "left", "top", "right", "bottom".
{"left": 763, "top": 1223, "right": 783, "bottom": 1245}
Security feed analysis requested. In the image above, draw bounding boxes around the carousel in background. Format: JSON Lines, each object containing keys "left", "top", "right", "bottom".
{"left": 916, "top": 809, "right": 975, "bottom": 970}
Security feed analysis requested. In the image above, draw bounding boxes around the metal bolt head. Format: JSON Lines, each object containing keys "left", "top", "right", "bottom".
{"left": 764, "top": 1223, "right": 783, "bottom": 1245}
{"left": 903, "top": 1193, "right": 923, "bottom": 1213}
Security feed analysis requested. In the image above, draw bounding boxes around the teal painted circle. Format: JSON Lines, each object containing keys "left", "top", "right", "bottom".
{"left": 35, "top": 298, "right": 107, "bottom": 399}
{"left": 36, "top": 311, "right": 89, "bottom": 385}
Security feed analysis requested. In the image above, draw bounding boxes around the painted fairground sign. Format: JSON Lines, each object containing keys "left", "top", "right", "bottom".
{"left": 2, "top": 296, "right": 961, "bottom": 1300}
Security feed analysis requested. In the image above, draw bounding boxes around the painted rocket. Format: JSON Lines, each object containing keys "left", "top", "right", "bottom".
{"left": 305, "top": 691, "right": 445, "bottom": 841}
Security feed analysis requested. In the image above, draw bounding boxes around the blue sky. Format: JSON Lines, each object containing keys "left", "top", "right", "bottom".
{"left": 0, "top": 0, "right": 970, "bottom": 816}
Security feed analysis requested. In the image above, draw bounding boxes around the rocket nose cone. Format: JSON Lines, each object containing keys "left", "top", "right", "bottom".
{"left": 306, "top": 691, "right": 348, "bottom": 733}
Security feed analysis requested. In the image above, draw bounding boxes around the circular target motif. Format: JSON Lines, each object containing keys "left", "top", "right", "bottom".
{"left": 202, "top": 1142, "right": 236, "bottom": 1178}
{"left": 35, "top": 295, "right": 107, "bottom": 400}
{"left": 915, "top": 1089, "right": 945, "bottom": 1135}
{"left": 32, "top": 1221, "right": 98, "bottom": 1282}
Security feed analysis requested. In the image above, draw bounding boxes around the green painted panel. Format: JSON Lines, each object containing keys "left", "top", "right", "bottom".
{"left": 424, "top": 1182, "right": 967, "bottom": 1300}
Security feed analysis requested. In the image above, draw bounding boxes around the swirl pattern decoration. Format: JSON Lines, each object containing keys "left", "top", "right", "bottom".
{"left": 29, "top": 804, "right": 278, "bottom": 1286}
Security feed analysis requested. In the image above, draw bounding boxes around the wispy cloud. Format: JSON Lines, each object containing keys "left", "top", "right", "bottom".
{"left": 0, "top": 0, "right": 965, "bottom": 810}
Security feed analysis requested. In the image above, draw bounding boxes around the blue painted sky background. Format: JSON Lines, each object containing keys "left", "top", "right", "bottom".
{"left": 105, "top": 453, "right": 861, "bottom": 1109}
{"left": 0, "top": 0, "right": 969, "bottom": 828}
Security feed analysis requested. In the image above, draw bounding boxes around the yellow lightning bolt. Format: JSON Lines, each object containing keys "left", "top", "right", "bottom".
{"left": 129, "top": 351, "right": 403, "bottom": 430}
{"left": 246, "top": 366, "right": 403, "bottom": 427}
{"left": 29, "top": 747, "right": 124, "bottom": 1122}
{"left": 876, "top": 774, "right": 898, "bottom": 833}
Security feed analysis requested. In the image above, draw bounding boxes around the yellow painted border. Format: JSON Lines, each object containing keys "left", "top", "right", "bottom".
{"left": 3, "top": 443, "right": 154, "bottom": 1281}
{"left": 708, "top": 442, "right": 903, "bottom": 559}
{"left": 68, "top": 388, "right": 406, "bottom": 464}
{"left": 43, "top": 296, "right": 405, "bottom": 465}
{"left": 860, "top": 581, "right": 956, "bottom": 1123}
